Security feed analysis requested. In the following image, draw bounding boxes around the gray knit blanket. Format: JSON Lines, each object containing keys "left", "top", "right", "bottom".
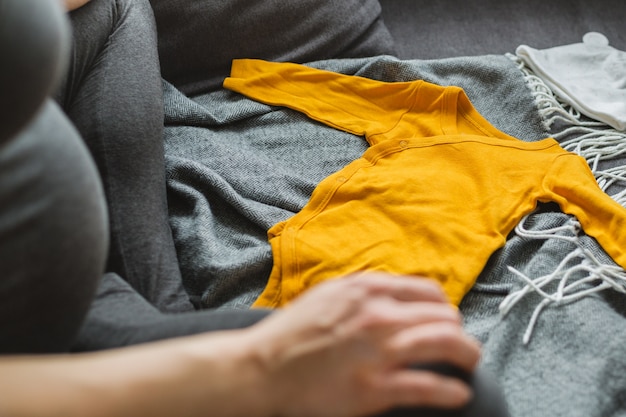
{"left": 163, "top": 54, "right": 626, "bottom": 417}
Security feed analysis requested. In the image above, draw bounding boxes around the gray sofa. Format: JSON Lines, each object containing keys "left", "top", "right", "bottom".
{"left": 380, "top": 0, "right": 626, "bottom": 59}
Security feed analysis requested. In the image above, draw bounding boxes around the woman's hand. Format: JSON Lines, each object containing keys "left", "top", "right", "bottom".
{"left": 62, "top": 0, "right": 91, "bottom": 11}
{"left": 245, "top": 273, "right": 482, "bottom": 417}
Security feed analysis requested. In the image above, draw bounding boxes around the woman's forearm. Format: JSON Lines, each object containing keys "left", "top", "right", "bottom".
{"left": 0, "top": 330, "right": 273, "bottom": 417}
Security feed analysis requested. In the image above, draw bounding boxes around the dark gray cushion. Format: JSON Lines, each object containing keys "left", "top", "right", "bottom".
{"left": 150, "top": 0, "right": 397, "bottom": 96}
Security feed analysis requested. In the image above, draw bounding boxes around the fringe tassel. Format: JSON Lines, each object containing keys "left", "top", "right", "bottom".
{"left": 499, "top": 216, "right": 626, "bottom": 345}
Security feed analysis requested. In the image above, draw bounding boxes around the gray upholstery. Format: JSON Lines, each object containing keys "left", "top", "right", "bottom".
{"left": 380, "top": 0, "right": 626, "bottom": 59}
{"left": 150, "top": 0, "right": 396, "bottom": 96}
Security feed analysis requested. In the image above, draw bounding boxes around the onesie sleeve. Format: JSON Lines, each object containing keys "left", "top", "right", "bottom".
{"left": 223, "top": 59, "right": 420, "bottom": 142}
{"left": 544, "top": 154, "right": 626, "bottom": 269}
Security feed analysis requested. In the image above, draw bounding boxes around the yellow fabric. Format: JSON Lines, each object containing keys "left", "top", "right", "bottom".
{"left": 223, "top": 59, "right": 626, "bottom": 308}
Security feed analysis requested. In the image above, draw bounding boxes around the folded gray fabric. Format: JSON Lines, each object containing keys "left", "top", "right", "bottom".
{"left": 162, "top": 54, "right": 548, "bottom": 309}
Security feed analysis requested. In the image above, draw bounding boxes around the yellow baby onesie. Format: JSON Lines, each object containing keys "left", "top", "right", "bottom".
{"left": 223, "top": 59, "right": 626, "bottom": 308}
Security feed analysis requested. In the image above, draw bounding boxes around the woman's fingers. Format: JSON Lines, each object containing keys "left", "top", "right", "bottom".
{"left": 385, "top": 322, "right": 481, "bottom": 372}
{"left": 342, "top": 299, "right": 462, "bottom": 338}
{"left": 379, "top": 368, "right": 473, "bottom": 410}
{"left": 346, "top": 273, "right": 451, "bottom": 304}
{"left": 63, "top": 0, "right": 91, "bottom": 11}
